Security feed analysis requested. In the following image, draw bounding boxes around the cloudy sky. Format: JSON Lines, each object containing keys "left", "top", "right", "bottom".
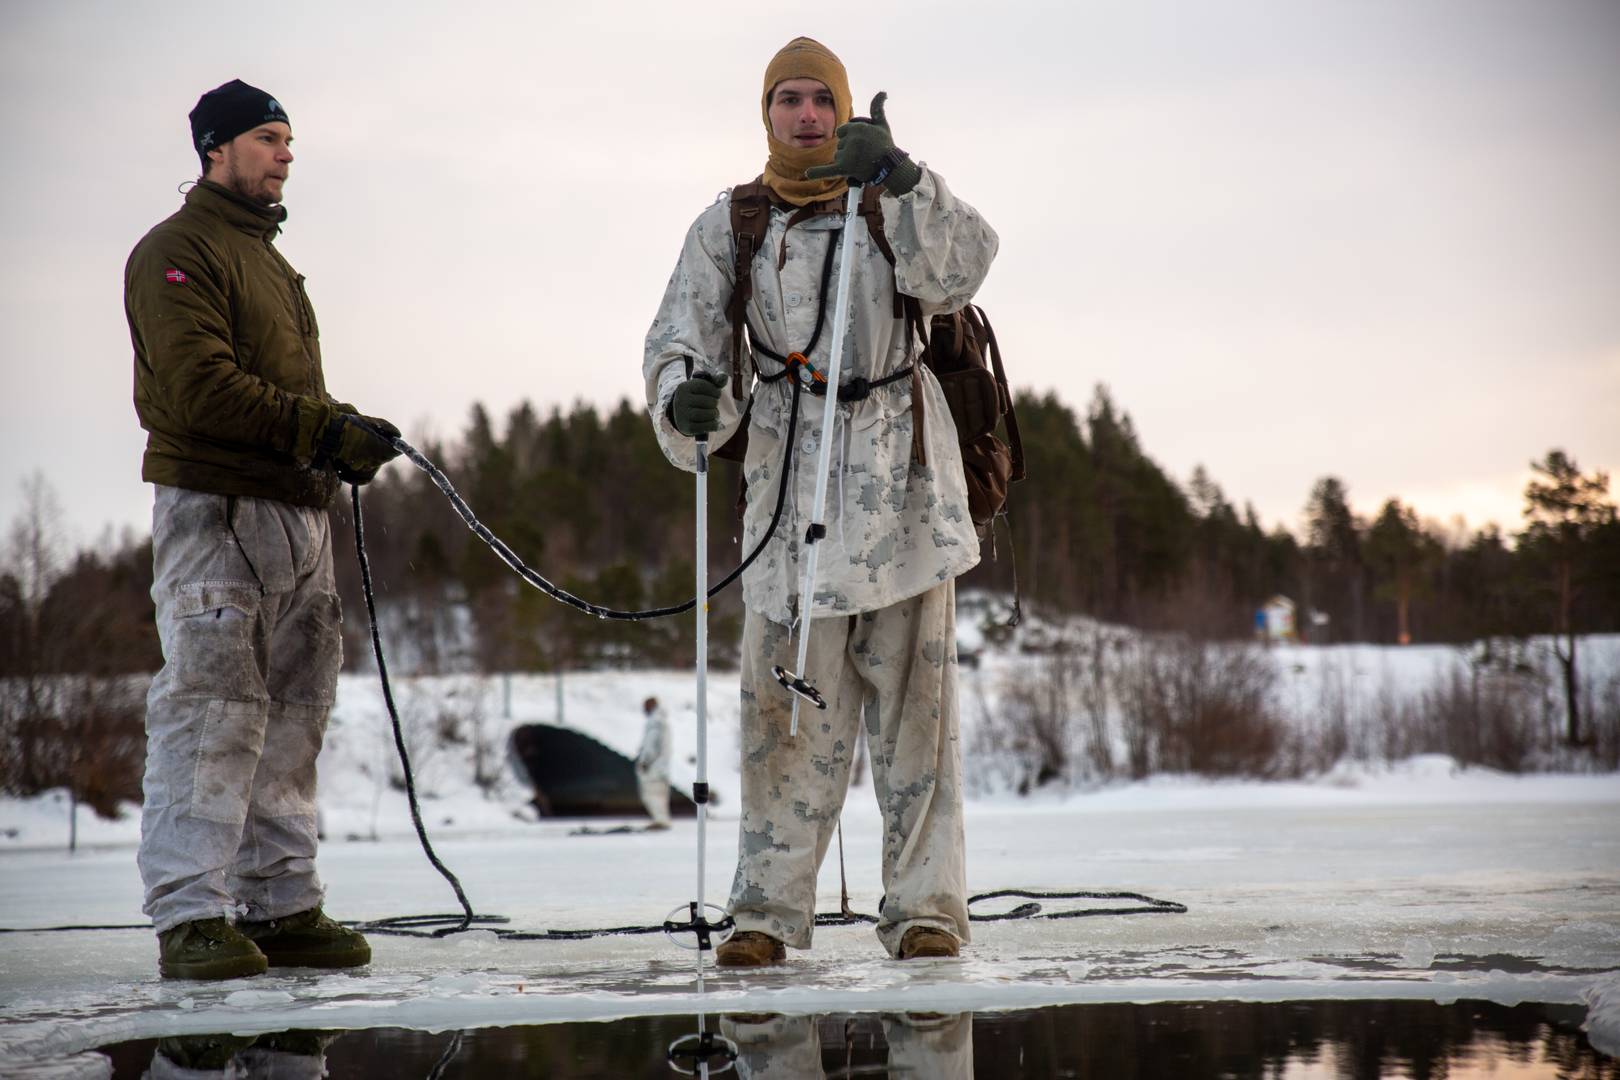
{"left": 2, "top": 0, "right": 1616, "bottom": 551}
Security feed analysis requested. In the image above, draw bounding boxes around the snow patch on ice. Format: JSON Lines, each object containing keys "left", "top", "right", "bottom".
{"left": 1540, "top": 921, "right": 1620, "bottom": 969}
{"left": 1399, "top": 936, "right": 1436, "bottom": 969}
{"left": 222, "top": 989, "right": 294, "bottom": 1008}
{"left": 1586, "top": 973, "right": 1620, "bottom": 1058}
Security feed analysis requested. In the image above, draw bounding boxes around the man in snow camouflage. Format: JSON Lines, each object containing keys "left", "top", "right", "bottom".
{"left": 126, "top": 79, "right": 399, "bottom": 980}
{"left": 644, "top": 38, "right": 998, "bottom": 965}
{"left": 636, "top": 696, "right": 673, "bottom": 829}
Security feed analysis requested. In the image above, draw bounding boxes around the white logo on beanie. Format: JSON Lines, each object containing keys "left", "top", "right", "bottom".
{"left": 268, "top": 99, "right": 281, "bottom": 113}
{"left": 200, "top": 130, "right": 215, "bottom": 149}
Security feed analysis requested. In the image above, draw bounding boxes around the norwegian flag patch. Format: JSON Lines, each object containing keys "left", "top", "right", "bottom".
{"left": 164, "top": 268, "right": 188, "bottom": 285}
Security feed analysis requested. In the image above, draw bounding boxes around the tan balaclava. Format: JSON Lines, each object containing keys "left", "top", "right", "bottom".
{"left": 761, "top": 37, "right": 853, "bottom": 207}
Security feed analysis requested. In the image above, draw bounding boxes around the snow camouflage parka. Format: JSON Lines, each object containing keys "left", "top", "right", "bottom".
{"left": 644, "top": 168, "right": 999, "bottom": 622}
{"left": 126, "top": 180, "right": 341, "bottom": 509}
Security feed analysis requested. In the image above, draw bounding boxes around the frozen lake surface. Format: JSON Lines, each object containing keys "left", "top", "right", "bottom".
{"left": 3, "top": 751, "right": 1618, "bottom": 1069}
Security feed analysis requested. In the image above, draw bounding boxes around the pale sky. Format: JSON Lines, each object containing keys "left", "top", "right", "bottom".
{"left": 2, "top": 0, "right": 1616, "bottom": 552}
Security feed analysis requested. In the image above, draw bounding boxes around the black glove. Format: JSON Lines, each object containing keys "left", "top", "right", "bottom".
{"left": 804, "top": 92, "right": 922, "bottom": 195}
{"left": 668, "top": 371, "right": 726, "bottom": 437}
{"left": 294, "top": 399, "right": 402, "bottom": 485}
{"left": 331, "top": 414, "right": 402, "bottom": 485}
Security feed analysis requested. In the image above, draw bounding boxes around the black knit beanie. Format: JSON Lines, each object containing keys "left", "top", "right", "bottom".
{"left": 189, "top": 80, "right": 290, "bottom": 167}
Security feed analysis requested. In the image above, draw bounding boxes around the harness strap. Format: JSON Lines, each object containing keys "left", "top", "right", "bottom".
{"left": 730, "top": 179, "right": 929, "bottom": 465}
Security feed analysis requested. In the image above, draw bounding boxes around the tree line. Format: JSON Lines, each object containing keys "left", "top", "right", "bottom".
{"left": 4, "top": 385, "right": 1616, "bottom": 810}
{"left": 4, "top": 384, "right": 1615, "bottom": 678}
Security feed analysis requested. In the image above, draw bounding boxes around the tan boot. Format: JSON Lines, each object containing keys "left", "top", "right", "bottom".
{"left": 898, "top": 926, "right": 959, "bottom": 960}
{"left": 716, "top": 930, "right": 786, "bottom": 967}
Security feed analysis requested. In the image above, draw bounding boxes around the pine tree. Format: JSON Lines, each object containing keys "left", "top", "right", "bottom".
{"left": 1521, "top": 450, "right": 1616, "bottom": 745}
{"left": 1364, "top": 498, "right": 1438, "bottom": 644}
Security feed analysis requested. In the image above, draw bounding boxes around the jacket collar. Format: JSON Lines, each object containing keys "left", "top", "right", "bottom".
{"left": 187, "top": 179, "right": 288, "bottom": 239}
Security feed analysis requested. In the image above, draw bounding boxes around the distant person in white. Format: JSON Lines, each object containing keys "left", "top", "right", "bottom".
{"left": 635, "top": 696, "right": 672, "bottom": 829}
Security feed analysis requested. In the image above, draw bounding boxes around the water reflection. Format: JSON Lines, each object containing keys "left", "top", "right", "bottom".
{"left": 140, "top": 1030, "right": 342, "bottom": 1079}
{"left": 87, "top": 999, "right": 1614, "bottom": 1079}
{"left": 725, "top": 1011, "right": 971, "bottom": 1078}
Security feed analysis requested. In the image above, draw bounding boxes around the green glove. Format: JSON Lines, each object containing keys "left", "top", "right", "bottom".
{"left": 668, "top": 371, "right": 726, "bottom": 437}
{"left": 293, "top": 399, "right": 403, "bottom": 484}
{"left": 804, "top": 92, "right": 922, "bottom": 195}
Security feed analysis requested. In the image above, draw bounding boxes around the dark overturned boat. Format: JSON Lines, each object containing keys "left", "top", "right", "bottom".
{"left": 507, "top": 724, "right": 701, "bottom": 818}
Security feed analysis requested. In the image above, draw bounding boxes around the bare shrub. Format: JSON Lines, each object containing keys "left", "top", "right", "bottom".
{"left": 1359, "top": 641, "right": 1561, "bottom": 773}
{"left": 1309, "top": 656, "right": 1354, "bottom": 770}
{"left": 975, "top": 651, "right": 1078, "bottom": 793}
{"left": 1592, "top": 667, "right": 1620, "bottom": 770}
{"left": 1410, "top": 660, "right": 1546, "bottom": 772}
{"left": 1118, "top": 634, "right": 1290, "bottom": 778}
{"left": 384, "top": 677, "right": 503, "bottom": 798}
{"left": 0, "top": 675, "right": 146, "bottom": 817}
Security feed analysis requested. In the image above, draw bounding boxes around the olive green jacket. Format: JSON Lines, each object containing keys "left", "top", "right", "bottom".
{"left": 126, "top": 180, "right": 341, "bottom": 508}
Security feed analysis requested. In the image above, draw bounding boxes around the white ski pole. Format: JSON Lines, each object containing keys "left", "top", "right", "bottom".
{"left": 772, "top": 183, "right": 864, "bottom": 736}
{"left": 666, "top": 430, "right": 732, "bottom": 966}
{"left": 693, "top": 432, "right": 710, "bottom": 939}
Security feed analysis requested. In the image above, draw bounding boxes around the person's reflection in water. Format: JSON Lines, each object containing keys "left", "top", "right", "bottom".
{"left": 144, "top": 1030, "right": 341, "bottom": 1079}
{"left": 722, "top": 1011, "right": 973, "bottom": 1078}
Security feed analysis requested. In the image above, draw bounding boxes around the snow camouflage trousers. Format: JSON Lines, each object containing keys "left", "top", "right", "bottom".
{"left": 637, "top": 766, "right": 672, "bottom": 828}
{"left": 138, "top": 485, "right": 341, "bottom": 932}
{"left": 722, "top": 1011, "right": 972, "bottom": 1079}
{"left": 730, "top": 581, "right": 968, "bottom": 957}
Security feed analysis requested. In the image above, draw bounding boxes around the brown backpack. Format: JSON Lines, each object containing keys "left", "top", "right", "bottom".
{"left": 723, "top": 179, "right": 1025, "bottom": 539}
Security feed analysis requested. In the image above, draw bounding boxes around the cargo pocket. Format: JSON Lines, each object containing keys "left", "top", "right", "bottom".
{"left": 270, "top": 590, "right": 342, "bottom": 708}
{"left": 163, "top": 582, "right": 264, "bottom": 699}
{"left": 255, "top": 703, "right": 326, "bottom": 817}
{"left": 189, "top": 699, "right": 268, "bottom": 825}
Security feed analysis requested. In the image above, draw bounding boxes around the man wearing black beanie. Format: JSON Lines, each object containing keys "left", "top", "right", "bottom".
{"left": 125, "top": 79, "right": 398, "bottom": 980}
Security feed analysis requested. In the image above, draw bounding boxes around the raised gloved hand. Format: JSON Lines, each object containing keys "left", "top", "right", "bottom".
{"left": 668, "top": 370, "right": 727, "bottom": 437}
{"left": 804, "top": 92, "right": 922, "bottom": 195}
{"left": 294, "top": 399, "right": 403, "bottom": 485}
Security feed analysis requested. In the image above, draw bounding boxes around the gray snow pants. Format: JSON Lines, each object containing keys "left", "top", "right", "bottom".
{"left": 138, "top": 485, "right": 341, "bottom": 933}
{"left": 730, "top": 581, "right": 968, "bottom": 957}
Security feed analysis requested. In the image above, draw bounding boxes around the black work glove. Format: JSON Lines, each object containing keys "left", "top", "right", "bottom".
{"left": 294, "top": 398, "right": 402, "bottom": 484}
{"left": 668, "top": 371, "right": 726, "bottom": 437}
{"left": 331, "top": 414, "right": 402, "bottom": 485}
{"left": 804, "top": 92, "right": 922, "bottom": 195}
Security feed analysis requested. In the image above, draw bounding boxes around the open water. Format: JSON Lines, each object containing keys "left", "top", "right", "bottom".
{"left": 91, "top": 998, "right": 1616, "bottom": 1078}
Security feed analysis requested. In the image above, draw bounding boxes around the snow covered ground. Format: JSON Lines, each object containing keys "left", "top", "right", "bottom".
{"left": 3, "top": 662, "right": 1619, "bottom": 1069}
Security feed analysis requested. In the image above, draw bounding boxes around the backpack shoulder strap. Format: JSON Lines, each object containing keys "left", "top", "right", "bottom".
{"left": 856, "top": 185, "right": 927, "bottom": 347}
{"left": 726, "top": 179, "right": 774, "bottom": 398}
{"left": 858, "top": 186, "right": 894, "bottom": 266}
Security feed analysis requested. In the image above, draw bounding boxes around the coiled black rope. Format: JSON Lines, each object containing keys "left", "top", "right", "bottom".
{"left": 347, "top": 889, "right": 1185, "bottom": 941}
{"left": 0, "top": 888, "right": 1186, "bottom": 939}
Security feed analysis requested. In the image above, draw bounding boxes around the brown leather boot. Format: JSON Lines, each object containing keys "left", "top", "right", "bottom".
{"left": 898, "top": 926, "right": 960, "bottom": 959}
{"left": 716, "top": 931, "right": 786, "bottom": 967}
